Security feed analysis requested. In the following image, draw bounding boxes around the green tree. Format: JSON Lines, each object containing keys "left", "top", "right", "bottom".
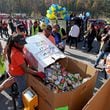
{"left": 0, "top": 0, "right": 110, "bottom": 18}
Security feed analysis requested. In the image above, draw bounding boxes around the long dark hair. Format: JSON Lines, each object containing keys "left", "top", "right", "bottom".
{"left": 7, "top": 36, "right": 22, "bottom": 64}
{"left": 7, "top": 36, "right": 14, "bottom": 64}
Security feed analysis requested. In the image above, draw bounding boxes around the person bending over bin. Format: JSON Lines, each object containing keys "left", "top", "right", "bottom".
{"left": 6, "top": 35, "right": 45, "bottom": 109}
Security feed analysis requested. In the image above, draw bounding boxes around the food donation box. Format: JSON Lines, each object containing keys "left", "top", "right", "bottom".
{"left": 83, "top": 79, "right": 110, "bottom": 110}
{"left": 24, "top": 34, "right": 98, "bottom": 110}
{"left": 27, "top": 57, "right": 97, "bottom": 110}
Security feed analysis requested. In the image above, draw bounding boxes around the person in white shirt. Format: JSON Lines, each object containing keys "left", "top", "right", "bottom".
{"left": 69, "top": 22, "right": 80, "bottom": 49}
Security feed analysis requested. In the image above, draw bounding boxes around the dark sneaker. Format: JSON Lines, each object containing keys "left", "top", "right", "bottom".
{"left": 94, "top": 64, "right": 97, "bottom": 68}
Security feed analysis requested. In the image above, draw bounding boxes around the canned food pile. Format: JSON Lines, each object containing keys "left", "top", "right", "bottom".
{"left": 44, "top": 62, "right": 90, "bottom": 93}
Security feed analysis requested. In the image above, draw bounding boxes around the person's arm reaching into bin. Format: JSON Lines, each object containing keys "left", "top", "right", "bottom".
{"left": 20, "top": 63, "right": 45, "bottom": 79}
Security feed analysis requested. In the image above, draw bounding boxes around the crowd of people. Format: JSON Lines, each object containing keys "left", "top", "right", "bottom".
{"left": 0, "top": 18, "right": 67, "bottom": 109}
{"left": 0, "top": 16, "right": 110, "bottom": 109}
{"left": 68, "top": 13, "right": 110, "bottom": 53}
{"left": 0, "top": 18, "right": 33, "bottom": 39}
{"left": 68, "top": 16, "right": 110, "bottom": 79}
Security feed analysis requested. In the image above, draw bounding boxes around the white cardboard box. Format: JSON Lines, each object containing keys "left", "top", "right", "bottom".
{"left": 24, "top": 34, "right": 65, "bottom": 71}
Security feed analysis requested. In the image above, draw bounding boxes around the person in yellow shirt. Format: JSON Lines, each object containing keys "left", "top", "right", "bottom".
{"left": 30, "top": 21, "right": 40, "bottom": 36}
{"left": 0, "top": 41, "right": 6, "bottom": 80}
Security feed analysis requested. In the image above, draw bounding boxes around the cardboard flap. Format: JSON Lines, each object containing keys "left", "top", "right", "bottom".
{"left": 83, "top": 79, "right": 110, "bottom": 110}
{"left": 59, "top": 57, "right": 87, "bottom": 77}
{"left": 25, "top": 35, "right": 65, "bottom": 71}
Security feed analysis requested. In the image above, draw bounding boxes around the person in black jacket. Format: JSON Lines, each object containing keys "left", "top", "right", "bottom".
{"left": 94, "top": 30, "right": 110, "bottom": 68}
{"left": 86, "top": 23, "right": 97, "bottom": 52}
{"left": 8, "top": 19, "right": 16, "bottom": 34}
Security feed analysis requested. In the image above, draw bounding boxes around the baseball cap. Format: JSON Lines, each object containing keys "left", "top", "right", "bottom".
{"left": 16, "top": 24, "right": 25, "bottom": 32}
{"left": 13, "top": 35, "right": 27, "bottom": 45}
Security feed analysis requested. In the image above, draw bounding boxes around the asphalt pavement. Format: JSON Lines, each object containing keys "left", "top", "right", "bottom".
{"left": 0, "top": 36, "right": 106, "bottom": 110}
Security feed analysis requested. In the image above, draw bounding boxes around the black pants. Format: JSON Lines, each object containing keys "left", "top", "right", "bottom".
{"left": 69, "top": 36, "right": 78, "bottom": 48}
{"left": 3, "top": 30, "right": 9, "bottom": 38}
{"left": 87, "top": 39, "right": 94, "bottom": 52}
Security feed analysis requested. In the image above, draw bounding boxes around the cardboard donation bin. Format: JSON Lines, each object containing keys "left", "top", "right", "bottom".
{"left": 27, "top": 57, "right": 97, "bottom": 110}
{"left": 24, "top": 34, "right": 65, "bottom": 72}
{"left": 83, "top": 79, "right": 110, "bottom": 110}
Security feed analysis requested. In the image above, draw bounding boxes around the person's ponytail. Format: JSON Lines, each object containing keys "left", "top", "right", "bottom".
{"left": 7, "top": 36, "right": 14, "bottom": 64}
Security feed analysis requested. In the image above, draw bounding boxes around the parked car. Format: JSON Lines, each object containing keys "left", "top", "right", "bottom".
{"left": 88, "top": 19, "right": 107, "bottom": 28}
{"left": 88, "top": 19, "right": 107, "bottom": 25}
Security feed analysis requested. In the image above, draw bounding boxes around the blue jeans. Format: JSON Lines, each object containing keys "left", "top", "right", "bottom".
{"left": 15, "top": 75, "right": 26, "bottom": 107}
{"left": 95, "top": 51, "right": 109, "bottom": 66}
